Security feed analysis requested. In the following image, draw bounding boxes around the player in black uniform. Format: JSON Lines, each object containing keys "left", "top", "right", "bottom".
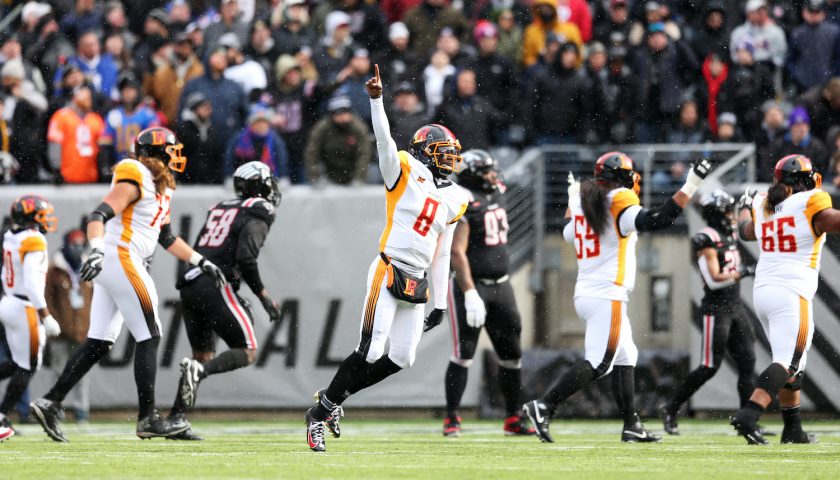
{"left": 166, "top": 161, "right": 282, "bottom": 440}
{"left": 443, "top": 150, "right": 535, "bottom": 437}
{"left": 660, "top": 190, "right": 757, "bottom": 435}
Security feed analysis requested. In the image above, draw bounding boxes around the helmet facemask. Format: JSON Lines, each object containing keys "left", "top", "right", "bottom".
{"left": 166, "top": 143, "right": 187, "bottom": 173}
{"left": 35, "top": 205, "right": 58, "bottom": 233}
{"left": 425, "top": 140, "right": 463, "bottom": 177}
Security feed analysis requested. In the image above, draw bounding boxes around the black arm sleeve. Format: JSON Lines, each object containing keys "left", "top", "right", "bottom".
{"left": 236, "top": 219, "right": 270, "bottom": 296}
{"left": 157, "top": 223, "right": 177, "bottom": 249}
{"left": 633, "top": 198, "right": 684, "bottom": 233}
{"left": 88, "top": 202, "right": 115, "bottom": 224}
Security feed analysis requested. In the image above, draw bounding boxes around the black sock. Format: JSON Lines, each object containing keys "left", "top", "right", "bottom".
{"left": 350, "top": 356, "right": 402, "bottom": 395}
{"left": 45, "top": 339, "right": 111, "bottom": 403}
{"left": 311, "top": 352, "right": 369, "bottom": 421}
{"left": 782, "top": 405, "right": 802, "bottom": 432}
{"left": 611, "top": 366, "right": 639, "bottom": 426}
{"left": 667, "top": 366, "right": 717, "bottom": 414}
{"left": 134, "top": 337, "right": 160, "bottom": 419}
{"left": 169, "top": 376, "right": 188, "bottom": 417}
{"left": 0, "top": 366, "right": 34, "bottom": 415}
{"left": 444, "top": 362, "right": 469, "bottom": 418}
{"left": 498, "top": 366, "right": 523, "bottom": 418}
{"left": 202, "top": 350, "right": 251, "bottom": 376}
{"left": 542, "top": 361, "right": 596, "bottom": 414}
{"left": 0, "top": 361, "right": 14, "bottom": 380}
{"left": 736, "top": 371, "right": 757, "bottom": 408}
{"left": 756, "top": 363, "right": 790, "bottom": 398}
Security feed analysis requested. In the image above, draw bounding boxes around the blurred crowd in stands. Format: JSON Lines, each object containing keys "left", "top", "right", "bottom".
{"left": 1, "top": 0, "right": 840, "bottom": 186}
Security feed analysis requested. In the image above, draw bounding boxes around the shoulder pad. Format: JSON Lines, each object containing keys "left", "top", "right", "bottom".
{"left": 113, "top": 159, "right": 146, "bottom": 185}
{"left": 242, "top": 197, "right": 276, "bottom": 224}
{"left": 691, "top": 230, "right": 715, "bottom": 251}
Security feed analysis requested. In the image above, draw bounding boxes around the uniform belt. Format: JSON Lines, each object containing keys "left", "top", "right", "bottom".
{"left": 477, "top": 275, "right": 509, "bottom": 286}
{"left": 13, "top": 294, "right": 28, "bottom": 301}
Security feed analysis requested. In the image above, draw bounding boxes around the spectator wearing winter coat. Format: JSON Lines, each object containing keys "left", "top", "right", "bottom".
{"left": 522, "top": 0, "right": 583, "bottom": 67}
{"left": 132, "top": 8, "right": 170, "bottom": 76}
{"left": 56, "top": 31, "right": 119, "bottom": 99}
{"left": 179, "top": 47, "right": 249, "bottom": 159}
{"left": 631, "top": 23, "right": 699, "bottom": 143}
{"left": 47, "top": 85, "right": 105, "bottom": 184}
{"left": 434, "top": 69, "right": 502, "bottom": 151}
{"left": 305, "top": 95, "right": 372, "bottom": 185}
{"left": 0, "top": 34, "right": 47, "bottom": 95}
{"left": 593, "top": 0, "right": 633, "bottom": 46}
{"left": 524, "top": 41, "right": 591, "bottom": 144}
{"left": 177, "top": 93, "right": 220, "bottom": 184}
{"left": 0, "top": 60, "right": 48, "bottom": 183}
{"left": 219, "top": 33, "right": 268, "bottom": 99}
{"left": 59, "top": 0, "right": 103, "bottom": 43}
{"left": 144, "top": 32, "right": 204, "bottom": 124}
{"left": 700, "top": 54, "right": 729, "bottom": 138}
{"left": 272, "top": 0, "right": 315, "bottom": 56}
{"left": 436, "top": 27, "right": 477, "bottom": 69}
{"left": 267, "top": 55, "right": 317, "bottom": 184}
{"left": 496, "top": 10, "right": 523, "bottom": 64}
{"left": 557, "top": 0, "right": 593, "bottom": 42}
{"left": 371, "top": 22, "right": 421, "bottom": 89}
{"left": 25, "top": 14, "right": 75, "bottom": 88}
{"left": 667, "top": 101, "right": 706, "bottom": 145}
{"left": 314, "top": 11, "right": 356, "bottom": 84}
{"left": 755, "top": 100, "right": 789, "bottom": 172}
{"left": 225, "top": 106, "right": 290, "bottom": 179}
{"left": 335, "top": 48, "right": 374, "bottom": 125}
{"left": 765, "top": 106, "right": 829, "bottom": 180}
{"left": 403, "top": 0, "right": 472, "bottom": 58}
{"left": 333, "top": 0, "right": 389, "bottom": 53}
{"left": 722, "top": 42, "right": 775, "bottom": 141}
{"left": 388, "top": 82, "right": 428, "bottom": 148}
{"left": 422, "top": 50, "right": 456, "bottom": 116}
{"left": 686, "top": 0, "right": 731, "bottom": 61}
{"left": 245, "top": 20, "right": 282, "bottom": 84}
{"left": 381, "top": 0, "right": 422, "bottom": 23}
{"left": 628, "top": 1, "right": 682, "bottom": 47}
{"left": 467, "top": 21, "right": 521, "bottom": 128}
{"left": 801, "top": 78, "right": 840, "bottom": 143}
{"left": 587, "top": 45, "right": 637, "bottom": 144}
{"left": 729, "top": 0, "right": 787, "bottom": 89}
{"left": 204, "top": 0, "right": 251, "bottom": 53}
{"left": 788, "top": 0, "right": 840, "bottom": 93}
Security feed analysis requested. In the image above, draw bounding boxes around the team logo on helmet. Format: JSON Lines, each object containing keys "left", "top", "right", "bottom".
{"left": 135, "top": 127, "right": 188, "bottom": 173}
{"left": 774, "top": 154, "right": 821, "bottom": 191}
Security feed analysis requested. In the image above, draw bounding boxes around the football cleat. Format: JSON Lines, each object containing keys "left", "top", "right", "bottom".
{"left": 180, "top": 358, "right": 205, "bottom": 409}
{"left": 165, "top": 414, "right": 203, "bottom": 441}
{"left": 730, "top": 410, "right": 769, "bottom": 445}
{"left": 757, "top": 424, "right": 776, "bottom": 436}
{"left": 137, "top": 410, "right": 190, "bottom": 439}
{"left": 314, "top": 389, "right": 343, "bottom": 438}
{"left": 30, "top": 398, "right": 68, "bottom": 443}
{"left": 621, "top": 420, "right": 663, "bottom": 443}
{"left": 305, "top": 407, "right": 326, "bottom": 452}
{"left": 443, "top": 416, "right": 462, "bottom": 437}
{"left": 0, "top": 426, "right": 12, "bottom": 442}
{"left": 658, "top": 405, "right": 679, "bottom": 436}
{"left": 503, "top": 414, "right": 535, "bottom": 436}
{"left": 781, "top": 428, "right": 818, "bottom": 444}
{"left": 523, "top": 400, "right": 554, "bottom": 443}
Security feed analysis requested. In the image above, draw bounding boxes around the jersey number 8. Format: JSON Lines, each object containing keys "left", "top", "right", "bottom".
{"left": 413, "top": 198, "right": 440, "bottom": 236}
{"left": 198, "top": 208, "right": 238, "bottom": 247}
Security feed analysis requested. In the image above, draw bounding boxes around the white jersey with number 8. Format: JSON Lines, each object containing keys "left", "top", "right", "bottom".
{"left": 752, "top": 189, "right": 831, "bottom": 300}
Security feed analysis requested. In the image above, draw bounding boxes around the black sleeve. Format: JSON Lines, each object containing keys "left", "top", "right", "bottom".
{"left": 633, "top": 198, "right": 684, "bottom": 233}
{"left": 236, "top": 219, "right": 271, "bottom": 296}
{"left": 157, "top": 223, "right": 177, "bottom": 248}
{"left": 690, "top": 232, "right": 713, "bottom": 252}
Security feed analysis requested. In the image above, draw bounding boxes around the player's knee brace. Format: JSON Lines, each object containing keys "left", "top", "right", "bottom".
{"left": 498, "top": 358, "right": 522, "bottom": 369}
{"left": 782, "top": 372, "right": 803, "bottom": 391}
{"left": 387, "top": 345, "right": 415, "bottom": 369}
{"left": 449, "top": 356, "right": 473, "bottom": 368}
{"left": 756, "top": 363, "right": 791, "bottom": 397}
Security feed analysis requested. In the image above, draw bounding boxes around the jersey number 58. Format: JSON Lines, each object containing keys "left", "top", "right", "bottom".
{"left": 198, "top": 208, "right": 238, "bottom": 247}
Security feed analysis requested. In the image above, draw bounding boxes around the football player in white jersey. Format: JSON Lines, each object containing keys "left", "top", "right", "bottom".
{"left": 730, "top": 154, "right": 838, "bottom": 445}
{"left": 523, "top": 152, "right": 712, "bottom": 443}
{"left": 31, "top": 127, "right": 226, "bottom": 443}
{"left": 304, "top": 65, "right": 469, "bottom": 452}
{"left": 0, "top": 196, "right": 61, "bottom": 442}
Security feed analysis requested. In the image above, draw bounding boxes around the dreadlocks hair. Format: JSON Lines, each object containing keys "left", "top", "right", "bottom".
{"left": 580, "top": 179, "right": 610, "bottom": 236}
{"left": 764, "top": 182, "right": 792, "bottom": 216}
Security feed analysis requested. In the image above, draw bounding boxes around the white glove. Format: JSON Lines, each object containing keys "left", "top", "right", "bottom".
{"left": 463, "top": 289, "right": 487, "bottom": 329}
{"left": 567, "top": 172, "right": 580, "bottom": 211}
{"left": 679, "top": 156, "right": 713, "bottom": 198}
{"left": 42, "top": 315, "right": 61, "bottom": 337}
{"left": 738, "top": 187, "right": 757, "bottom": 212}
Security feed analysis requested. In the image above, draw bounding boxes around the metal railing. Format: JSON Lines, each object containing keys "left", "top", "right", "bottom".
{"left": 500, "top": 147, "right": 545, "bottom": 291}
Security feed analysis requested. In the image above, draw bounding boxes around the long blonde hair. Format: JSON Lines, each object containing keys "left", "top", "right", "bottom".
{"left": 138, "top": 156, "right": 176, "bottom": 194}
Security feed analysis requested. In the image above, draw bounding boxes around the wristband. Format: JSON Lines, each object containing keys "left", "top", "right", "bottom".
{"left": 89, "top": 237, "right": 104, "bottom": 251}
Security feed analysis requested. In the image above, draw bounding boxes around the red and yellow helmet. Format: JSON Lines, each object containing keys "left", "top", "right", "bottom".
{"left": 594, "top": 151, "right": 640, "bottom": 194}
{"left": 10, "top": 195, "right": 57, "bottom": 233}
{"left": 409, "top": 124, "right": 463, "bottom": 175}
{"left": 774, "top": 154, "right": 821, "bottom": 191}
{"left": 134, "top": 127, "right": 187, "bottom": 173}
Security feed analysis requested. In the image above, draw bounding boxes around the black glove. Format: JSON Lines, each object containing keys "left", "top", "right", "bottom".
{"left": 260, "top": 295, "right": 282, "bottom": 321}
{"left": 80, "top": 249, "right": 105, "bottom": 281}
{"left": 739, "top": 263, "right": 756, "bottom": 278}
{"left": 423, "top": 308, "right": 446, "bottom": 332}
{"left": 691, "top": 155, "right": 713, "bottom": 179}
{"left": 198, "top": 257, "right": 227, "bottom": 289}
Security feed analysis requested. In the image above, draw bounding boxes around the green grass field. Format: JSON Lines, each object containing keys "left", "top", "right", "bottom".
{"left": 2, "top": 418, "right": 839, "bottom": 479}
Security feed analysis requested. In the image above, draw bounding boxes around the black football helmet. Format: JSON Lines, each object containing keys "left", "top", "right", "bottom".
{"left": 699, "top": 190, "right": 735, "bottom": 235}
{"left": 233, "top": 161, "right": 281, "bottom": 206}
{"left": 409, "top": 124, "right": 463, "bottom": 177}
{"left": 458, "top": 149, "right": 499, "bottom": 193}
{"left": 774, "top": 154, "right": 820, "bottom": 192}
{"left": 134, "top": 127, "right": 187, "bottom": 173}
{"left": 594, "top": 151, "right": 640, "bottom": 194}
{"left": 10, "top": 195, "right": 57, "bottom": 233}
